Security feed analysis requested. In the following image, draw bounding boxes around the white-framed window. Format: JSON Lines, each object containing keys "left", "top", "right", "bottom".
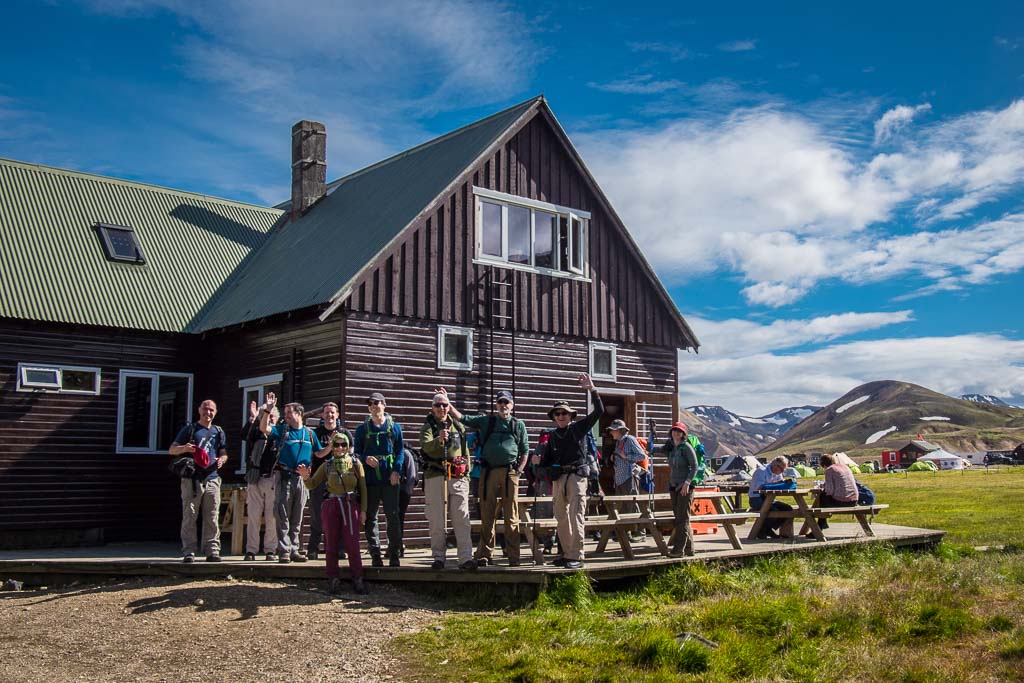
{"left": 237, "top": 373, "right": 284, "bottom": 474}
{"left": 473, "top": 186, "right": 589, "bottom": 277}
{"left": 437, "top": 325, "right": 474, "bottom": 371}
{"left": 589, "top": 342, "right": 617, "bottom": 381}
{"left": 117, "top": 370, "right": 193, "bottom": 454}
{"left": 16, "top": 362, "right": 101, "bottom": 395}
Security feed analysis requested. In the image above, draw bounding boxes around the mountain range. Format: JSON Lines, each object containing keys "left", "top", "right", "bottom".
{"left": 680, "top": 382, "right": 1024, "bottom": 458}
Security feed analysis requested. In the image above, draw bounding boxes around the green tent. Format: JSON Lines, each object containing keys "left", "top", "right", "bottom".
{"left": 859, "top": 463, "right": 875, "bottom": 474}
{"left": 908, "top": 460, "right": 937, "bottom": 472}
{"left": 794, "top": 464, "right": 816, "bottom": 477}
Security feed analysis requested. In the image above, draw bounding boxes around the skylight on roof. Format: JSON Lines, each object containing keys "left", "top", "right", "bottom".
{"left": 96, "top": 223, "right": 146, "bottom": 263}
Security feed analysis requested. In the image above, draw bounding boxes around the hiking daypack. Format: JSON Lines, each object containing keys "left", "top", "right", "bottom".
{"left": 168, "top": 456, "right": 196, "bottom": 479}
{"left": 274, "top": 425, "right": 314, "bottom": 471}
{"left": 687, "top": 434, "right": 708, "bottom": 485}
{"left": 856, "top": 482, "right": 876, "bottom": 506}
{"left": 359, "top": 415, "right": 399, "bottom": 455}
{"left": 633, "top": 436, "right": 650, "bottom": 470}
{"left": 584, "top": 431, "right": 600, "bottom": 480}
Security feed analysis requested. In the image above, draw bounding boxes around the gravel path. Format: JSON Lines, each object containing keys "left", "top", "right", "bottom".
{"left": 0, "top": 577, "right": 447, "bottom": 682}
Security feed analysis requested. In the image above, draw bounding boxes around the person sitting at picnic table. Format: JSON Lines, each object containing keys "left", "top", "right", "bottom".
{"left": 297, "top": 433, "right": 369, "bottom": 595}
{"left": 813, "top": 453, "right": 858, "bottom": 531}
{"left": 662, "top": 421, "right": 699, "bottom": 557}
{"left": 748, "top": 455, "right": 792, "bottom": 539}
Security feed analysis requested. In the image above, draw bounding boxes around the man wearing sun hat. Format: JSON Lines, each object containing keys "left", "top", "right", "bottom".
{"left": 531, "top": 373, "right": 604, "bottom": 570}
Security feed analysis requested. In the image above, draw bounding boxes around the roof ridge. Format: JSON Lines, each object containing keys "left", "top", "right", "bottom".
{"left": 274, "top": 95, "right": 544, "bottom": 209}
{"left": 0, "top": 157, "right": 284, "bottom": 214}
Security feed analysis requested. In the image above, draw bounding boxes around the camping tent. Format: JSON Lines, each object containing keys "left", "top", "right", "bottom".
{"left": 858, "top": 463, "right": 874, "bottom": 474}
{"left": 715, "top": 455, "right": 761, "bottom": 476}
{"left": 908, "top": 460, "right": 937, "bottom": 472}
{"left": 794, "top": 464, "right": 816, "bottom": 477}
{"left": 917, "top": 449, "right": 966, "bottom": 471}
{"left": 831, "top": 452, "right": 859, "bottom": 468}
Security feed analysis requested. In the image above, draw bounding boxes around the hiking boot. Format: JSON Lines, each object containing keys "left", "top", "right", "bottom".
{"left": 290, "top": 552, "right": 307, "bottom": 563}
{"left": 265, "top": 553, "right": 276, "bottom": 562}
{"left": 669, "top": 548, "right": 686, "bottom": 558}
{"left": 182, "top": 554, "right": 195, "bottom": 564}
{"left": 205, "top": 553, "right": 222, "bottom": 563}
{"left": 564, "top": 560, "right": 584, "bottom": 570}
{"left": 278, "top": 554, "right": 291, "bottom": 564}
{"left": 389, "top": 556, "right": 401, "bottom": 568}
{"left": 306, "top": 549, "right": 319, "bottom": 561}
{"left": 475, "top": 557, "right": 490, "bottom": 568}
{"left": 549, "top": 557, "right": 567, "bottom": 567}
{"left": 459, "top": 560, "right": 478, "bottom": 571}
{"left": 508, "top": 559, "right": 521, "bottom": 568}
{"left": 327, "top": 578, "right": 342, "bottom": 594}
{"left": 371, "top": 555, "right": 384, "bottom": 568}
{"left": 399, "top": 544, "right": 407, "bottom": 558}
{"left": 243, "top": 552, "right": 256, "bottom": 562}
{"left": 353, "top": 577, "right": 369, "bottom": 595}
{"left": 430, "top": 560, "right": 445, "bottom": 570}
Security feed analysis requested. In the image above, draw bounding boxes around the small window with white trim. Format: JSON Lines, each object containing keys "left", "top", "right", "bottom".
{"left": 17, "top": 362, "right": 101, "bottom": 394}
{"left": 438, "top": 325, "right": 473, "bottom": 371}
{"left": 473, "top": 187, "right": 589, "bottom": 277}
{"left": 589, "top": 342, "right": 616, "bottom": 381}
{"left": 117, "top": 370, "right": 193, "bottom": 453}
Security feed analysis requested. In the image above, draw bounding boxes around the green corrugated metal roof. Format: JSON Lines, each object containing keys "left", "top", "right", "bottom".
{"left": 190, "top": 96, "right": 541, "bottom": 332}
{"left": 0, "top": 158, "right": 284, "bottom": 332}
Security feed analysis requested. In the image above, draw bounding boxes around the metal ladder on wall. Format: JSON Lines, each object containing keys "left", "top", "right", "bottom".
{"left": 486, "top": 266, "right": 516, "bottom": 402}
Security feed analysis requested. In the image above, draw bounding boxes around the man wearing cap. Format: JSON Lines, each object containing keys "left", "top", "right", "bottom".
{"left": 444, "top": 389, "right": 529, "bottom": 567}
{"left": 531, "top": 373, "right": 604, "bottom": 570}
{"left": 661, "top": 422, "right": 699, "bottom": 557}
{"left": 419, "top": 391, "right": 475, "bottom": 570}
{"left": 354, "top": 392, "right": 405, "bottom": 567}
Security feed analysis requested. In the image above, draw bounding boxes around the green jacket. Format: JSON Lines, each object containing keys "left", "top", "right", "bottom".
{"left": 419, "top": 415, "right": 469, "bottom": 479}
{"left": 462, "top": 414, "right": 528, "bottom": 467}
{"left": 303, "top": 456, "right": 368, "bottom": 517}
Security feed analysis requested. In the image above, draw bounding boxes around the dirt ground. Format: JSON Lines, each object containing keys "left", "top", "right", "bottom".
{"left": 0, "top": 577, "right": 449, "bottom": 682}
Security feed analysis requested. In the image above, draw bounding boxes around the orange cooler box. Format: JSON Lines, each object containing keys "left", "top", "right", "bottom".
{"left": 691, "top": 486, "right": 720, "bottom": 535}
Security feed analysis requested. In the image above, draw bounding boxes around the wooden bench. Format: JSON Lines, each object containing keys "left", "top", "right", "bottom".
{"left": 759, "top": 503, "right": 889, "bottom": 538}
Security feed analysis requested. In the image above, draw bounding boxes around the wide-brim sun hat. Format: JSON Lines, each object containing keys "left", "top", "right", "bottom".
{"left": 547, "top": 400, "right": 578, "bottom": 420}
{"left": 606, "top": 418, "right": 629, "bottom": 434}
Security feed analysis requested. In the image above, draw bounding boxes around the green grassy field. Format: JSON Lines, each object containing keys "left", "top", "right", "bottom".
{"left": 396, "top": 468, "right": 1024, "bottom": 682}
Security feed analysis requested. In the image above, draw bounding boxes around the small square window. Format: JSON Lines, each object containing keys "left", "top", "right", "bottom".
{"left": 61, "top": 369, "right": 99, "bottom": 393}
{"left": 17, "top": 363, "right": 101, "bottom": 394}
{"left": 438, "top": 325, "right": 473, "bottom": 371}
{"left": 96, "top": 223, "right": 146, "bottom": 263}
{"left": 590, "top": 342, "right": 616, "bottom": 381}
{"left": 19, "top": 365, "right": 60, "bottom": 390}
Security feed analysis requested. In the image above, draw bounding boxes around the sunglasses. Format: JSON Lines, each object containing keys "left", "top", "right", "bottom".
{"left": 332, "top": 443, "right": 350, "bottom": 449}
{"left": 369, "top": 400, "right": 384, "bottom": 406}
{"left": 552, "top": 411, "right": 570, "bottom": 417}
{"left": 496, "top": 398, "right": 512, "bottom": 405}
{"left": 433, "top": 402, "right": 450, "bottom": 408}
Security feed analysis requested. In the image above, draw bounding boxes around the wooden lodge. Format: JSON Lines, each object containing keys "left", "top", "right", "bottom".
{"left": 0, "top": 96, "right": 699, "bottom": 549}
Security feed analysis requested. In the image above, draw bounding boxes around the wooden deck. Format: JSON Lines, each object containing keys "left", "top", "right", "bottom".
{"left": 0, "top": 523, "right": 943, "bottom": 589}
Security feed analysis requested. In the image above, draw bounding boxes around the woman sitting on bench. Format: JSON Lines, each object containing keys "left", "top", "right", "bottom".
{"left": 814, "top": 454, "right": 858, "bottom": 530}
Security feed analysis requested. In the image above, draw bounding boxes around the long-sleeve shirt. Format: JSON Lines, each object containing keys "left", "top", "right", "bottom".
{"left": 748, "top": 463, "right": 782, "bottom": 498}
{"left": 823, "top": 464, "right": 858, "bottom": 502}
{"left": 461, "top": 414, "right": 528, "bottom": 467}
{"left": 538, "top": 391, "right": 605, "bottom": 473}
{"left": 419, "top": 415, "right": 469, "bottom": 479}
{"left": 662, "top": 438, "right": 698, "bottom": 488}
{"left": 612, "top": 434, "right": 646, "bottom": 486}
{"left": 303, "top": 457, "right": 367, "bottom": 517}
{"left": 353, "top": 414, "right": 405, "bottom": 485}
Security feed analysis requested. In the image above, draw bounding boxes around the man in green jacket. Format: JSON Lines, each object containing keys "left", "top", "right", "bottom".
{"left": 442, "top": 388, "right": 529, "bottom": 567}
{"left": 419, "top": 392, "right": 475, "bottom": 570}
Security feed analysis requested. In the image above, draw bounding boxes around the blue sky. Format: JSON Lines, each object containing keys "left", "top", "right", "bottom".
{"left": 2, "top": 0, "right": 1022, "bottom": 414}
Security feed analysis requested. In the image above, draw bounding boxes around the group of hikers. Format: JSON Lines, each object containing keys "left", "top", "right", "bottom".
{"left": 168, "top": 373, "right": 707, "bottom": 594}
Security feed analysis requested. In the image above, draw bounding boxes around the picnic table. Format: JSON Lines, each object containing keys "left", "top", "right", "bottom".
{"left": 746, "top": 488, "right": 888, "bottom": 541}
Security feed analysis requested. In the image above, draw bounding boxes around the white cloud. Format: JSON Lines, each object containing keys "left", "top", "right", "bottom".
{"left": 874, "top": 103, "right": 931, "bottom": 144}
{"left": 680, "top": 332, "right": 1024, "bottom": 415}
{"left": 577, "top": 99, "right": 1024, "bottom": 305}
{"left": 588, "top": 75, "right": 685, "bottom": 95}
{"left": 718, "top": 39, "right": 757, "bottom": 52}
{"left": 628, "top": 42, "right": 690, "bottom": 61}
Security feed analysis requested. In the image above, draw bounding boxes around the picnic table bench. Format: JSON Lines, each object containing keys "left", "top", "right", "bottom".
{"left": 747, "top": 488, "right": 888, "bottom": 541}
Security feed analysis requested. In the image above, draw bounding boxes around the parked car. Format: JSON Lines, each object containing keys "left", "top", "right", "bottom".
{"left": 985, "top": 454, "right": 1014, "bottom": 466}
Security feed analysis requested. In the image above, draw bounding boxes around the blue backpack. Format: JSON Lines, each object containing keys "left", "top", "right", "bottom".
{"left": 856, "top": 482, "right": 876, "bottom": 505}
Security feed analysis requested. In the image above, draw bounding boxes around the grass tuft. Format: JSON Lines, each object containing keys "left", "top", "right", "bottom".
{"left": 903, "top": 604, "right": 979, "bottom": 641}
{"left": 985, "top": 614, "right": 1015, "bottom": 632}
{"left": 629, "top": 628, "right": 710, "bottom": 674}
{"left": 536, "top": 572, "right": 595, "bottom": 610}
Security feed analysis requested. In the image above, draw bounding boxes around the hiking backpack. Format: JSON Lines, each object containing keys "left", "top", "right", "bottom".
{"left": 856, "top": 482, "right": 876, "bottom": 506}
{"left": 687, "top": 434, "right": 708, "bottom": 485}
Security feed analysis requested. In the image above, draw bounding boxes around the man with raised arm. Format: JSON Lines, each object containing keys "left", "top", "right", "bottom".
{"left": 444, "top": 388, "right": 529, "bottom": 568}
{"left": 259, "top": 392, "right": 326, "bottom": 563}
{"left": 532, "top": 374, "right": 604, "bottom": 570}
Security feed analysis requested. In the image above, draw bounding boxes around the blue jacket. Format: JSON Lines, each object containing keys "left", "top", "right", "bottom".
{"left": 354, "top": 414, "right": 405, "bottom": 485}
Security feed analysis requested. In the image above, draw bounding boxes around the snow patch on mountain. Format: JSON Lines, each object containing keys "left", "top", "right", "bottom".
{"left": 865, "top": 426, "right": 898, "bottom": 444}
{"left": 961, "top": 394, "right": 1016, "bottom": 407}
{"left": 921, "top": 416, "right": 950, "bottom": 421}
{"left": 836, "top": 396, "right": 870, "bottom": 414}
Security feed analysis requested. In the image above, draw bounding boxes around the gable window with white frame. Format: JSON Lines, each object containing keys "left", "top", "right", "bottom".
{"left": 16, "top": 362, "right": 101, "bottom": 394}
{"left": 117, "top": 370, "right": 193, "bottom": 453}
{"left": 437, "top": 325, "right": 473, "bottom": 371}
{"left": 589, "top": 342, "right": 617, "bottom": 381}
{"left": 473, "top": 187, "right": 589, "bottom": 277}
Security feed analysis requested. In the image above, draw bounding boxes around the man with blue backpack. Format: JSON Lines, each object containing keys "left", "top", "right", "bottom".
{"left": 354, "top": 392, "right": 405, "bottom": 568}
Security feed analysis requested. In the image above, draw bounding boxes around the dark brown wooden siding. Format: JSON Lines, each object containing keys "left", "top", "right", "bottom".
{"left": 0, "top": 319, "right": 195, "bottom": 546}
{"left": 343, "top": 112, "right": 689, "bottom": 349}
